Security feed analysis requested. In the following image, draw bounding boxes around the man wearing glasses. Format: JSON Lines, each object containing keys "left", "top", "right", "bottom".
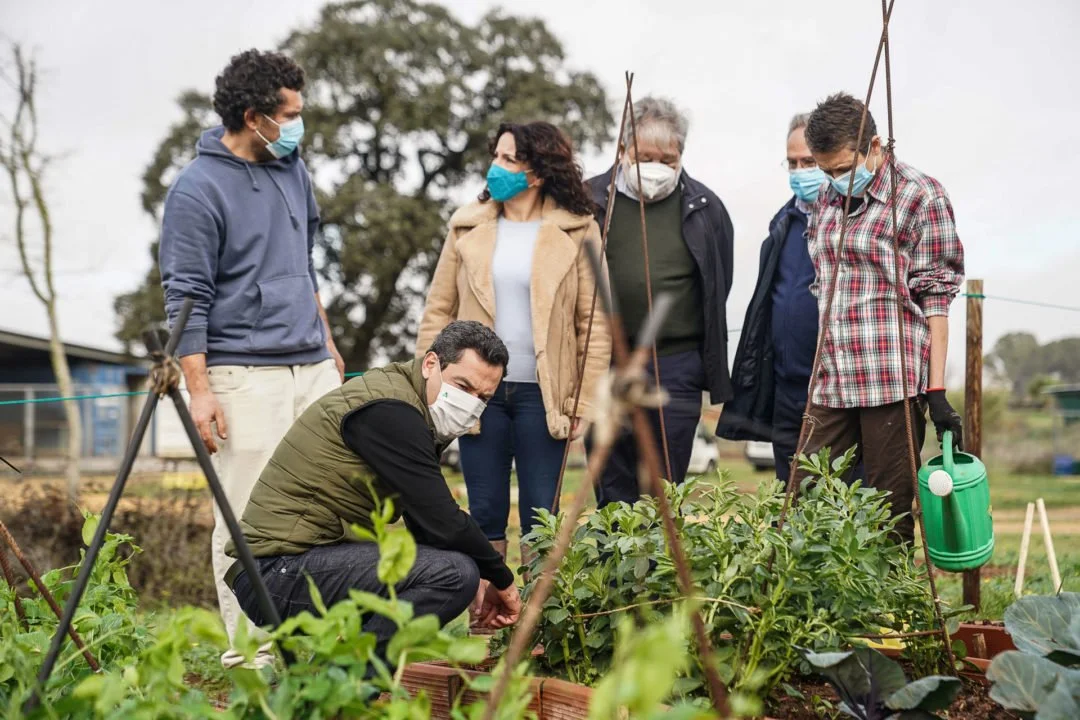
{"left": 717, "top": 113, "right": 828, "bottom": 483}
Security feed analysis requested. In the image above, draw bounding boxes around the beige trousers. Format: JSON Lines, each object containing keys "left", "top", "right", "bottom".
{"left": 206, "top": 359, "right": 340, "bottom": 667}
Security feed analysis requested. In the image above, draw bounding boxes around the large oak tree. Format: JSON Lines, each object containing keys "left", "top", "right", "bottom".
{"left": 114, "top": 0, "right": 612, "bottom": 366}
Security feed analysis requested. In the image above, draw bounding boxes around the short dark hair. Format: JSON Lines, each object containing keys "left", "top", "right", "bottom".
{"left": 805, "top": 92, "right": 877, "bottom": 155}
{"left": 428, "top": 321, "right": 509, "bottom": 374}
{"left": 213, "top": 49, "right": 305, "bottom": 132}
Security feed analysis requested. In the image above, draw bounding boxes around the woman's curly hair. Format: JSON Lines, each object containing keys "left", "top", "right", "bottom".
{"left": 213, "top": 49, "right": 305, "bottom": 132}
{"left": 479, "top": 122, "right": 596, "bottom": 218}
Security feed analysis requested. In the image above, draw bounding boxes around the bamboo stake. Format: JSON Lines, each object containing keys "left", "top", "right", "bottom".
{"left": 1036, "top": 498, "right": 1062, "bottom": 592}
{"left": 1015, "top": 501, "right": 1035, "bottom": 599}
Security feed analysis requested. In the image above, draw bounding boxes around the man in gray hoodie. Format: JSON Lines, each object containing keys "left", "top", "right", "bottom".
{"left": 159, "top": 49, "right": 343, "bottom": 669}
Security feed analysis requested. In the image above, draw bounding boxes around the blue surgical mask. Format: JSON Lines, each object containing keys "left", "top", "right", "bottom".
{"left": 828, "top": 161, "right": 875, "bottom": 198}
{"left": 486, "top": 164, "right": 530, "bottom": 202}
{"left": 789, "top": 167, "right": 827, "bottom": 203}
{"left": 258, "top": 115, "right": 304, "bottom": 159}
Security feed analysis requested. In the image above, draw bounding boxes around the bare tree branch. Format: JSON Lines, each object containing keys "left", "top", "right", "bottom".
{"left": 0, "top": 42, "right": 81, "bottom": 500}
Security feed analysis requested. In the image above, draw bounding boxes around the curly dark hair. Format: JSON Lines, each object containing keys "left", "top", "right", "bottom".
{"left": 479, "top": 122, "right": 595, "bottom": 217}
{"left": 805, "top": 92, "right": 877, "bottom": 155}
{"left": 212, "top": 49, "right": 306, "bottom": 132}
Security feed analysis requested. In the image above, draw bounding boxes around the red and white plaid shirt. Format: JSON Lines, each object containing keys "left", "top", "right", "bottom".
{"left": 808, "top": 157, "right": 965, "bottom": 409}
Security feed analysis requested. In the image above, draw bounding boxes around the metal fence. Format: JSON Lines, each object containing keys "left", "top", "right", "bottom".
{"left": 0, "top": 384, "right": 131, "bottom": 461}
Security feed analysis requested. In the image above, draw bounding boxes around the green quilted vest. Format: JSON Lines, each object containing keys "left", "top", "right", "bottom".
{"left": 226, "top": 360, "right": 433, "bottom": 560}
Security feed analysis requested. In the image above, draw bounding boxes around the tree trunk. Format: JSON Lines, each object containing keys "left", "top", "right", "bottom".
{"left": 46, "top": 301, "right": 81, "bottom": 501}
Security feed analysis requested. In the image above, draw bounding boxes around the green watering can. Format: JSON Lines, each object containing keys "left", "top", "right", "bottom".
{"left": 917, "top": 430, "right": 994, "bottom": 572}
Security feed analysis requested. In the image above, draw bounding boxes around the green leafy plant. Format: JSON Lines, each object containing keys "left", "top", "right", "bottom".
{"left": 492, "top": 449, "right": 944, "bottom": 707}
{"left": 800, "top": 646, "right": 960, "bottom": 719}
{"left": 68, "top": 487, "right": 497, "bottom": 719}
{"left": 986, "top": 592, "right": 1080, "bottom": 719}
{"left": 587, "top": 605, "right": 761, "bottom": 719}
{"left": 0, "top": 512, "right": 152, "bottom": 715}
{"left": 2, "top": 490, "right": 535, "bottom": 719}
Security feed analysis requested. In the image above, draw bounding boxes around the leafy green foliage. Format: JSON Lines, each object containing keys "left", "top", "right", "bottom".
{"left": 987, "top": 592, "right": 1080, "bottom": 718}
{"left": 0, "top": 504, "right": 510, "bottom": 718}
{"left": 1003, "top": 592, "right": 1080, "bottom": 665}
{"left": 800, "top": 646, "right": 960, "bottom": 719}
{"left": 0, "top": 513, "right": 151, "bottom": 715}
{"left": 493, "top": 450, "right": 944, "bottom": 706}
{"left": 586, "top": 606, "right": 762, "bottom": 720}
{"left": 114, "top": 0, "right": 612, "bottom": 365}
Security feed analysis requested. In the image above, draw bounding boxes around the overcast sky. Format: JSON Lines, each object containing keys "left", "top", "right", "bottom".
{"left": 2, "top": 0, "right": 1078, "bottom": 384}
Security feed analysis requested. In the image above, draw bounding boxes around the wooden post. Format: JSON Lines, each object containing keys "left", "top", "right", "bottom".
{"left": 963, "top": 279, "right": 983, "bottom": 610}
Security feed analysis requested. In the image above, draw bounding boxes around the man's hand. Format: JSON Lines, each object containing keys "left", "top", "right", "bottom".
{"left": 328, "top": 341, "right": 346, "bottom": 383}
{"left": 473, "top": 580, "right": 521, "bottom": 629}
{"left": 470, "top": 579, "right": 492, "bottom": 624}
{"left": 570, "top": 418, "right": 588, "bottom": 441}
{"left": 190, "top": 389, "right": 227, "bottom": 454}
{"left": 926, "top": 389, "right": 963, "bottom": 450}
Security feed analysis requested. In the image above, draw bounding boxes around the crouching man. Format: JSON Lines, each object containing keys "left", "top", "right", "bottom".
{"left": 225, "top": 320, "right": 521, "bottom": 653}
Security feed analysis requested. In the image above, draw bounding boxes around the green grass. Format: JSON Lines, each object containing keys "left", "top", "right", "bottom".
{"left": 982, "top": 468, "right": 1080, "bottom": 510}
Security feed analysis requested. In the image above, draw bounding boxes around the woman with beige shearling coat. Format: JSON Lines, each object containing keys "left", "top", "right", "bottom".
{"left": 416, "top": 121, "right": 611, "bottom": 560}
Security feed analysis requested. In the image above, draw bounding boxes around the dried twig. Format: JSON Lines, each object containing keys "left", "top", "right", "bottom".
{"left": 572, "top": 596, "right": 759, "bottom": 620}
{"left": 0, "top": 546, "right": 27, "bottom": 628}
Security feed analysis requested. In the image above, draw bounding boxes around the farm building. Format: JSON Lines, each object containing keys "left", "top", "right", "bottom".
{"left": 1045, "top": 384, "right": 1080, "bottom": 475}
{"left": 0, "top": 329, "right": 151, "bottom": 470}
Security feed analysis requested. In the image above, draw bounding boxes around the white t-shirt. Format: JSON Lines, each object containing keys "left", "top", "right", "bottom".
{"left": 492, "top": 217, "right": 541, "bottom": 383}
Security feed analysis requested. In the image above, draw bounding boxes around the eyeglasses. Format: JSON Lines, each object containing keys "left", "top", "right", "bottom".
{"left": 780, "top": 158, "right": 819, "bottom": 172}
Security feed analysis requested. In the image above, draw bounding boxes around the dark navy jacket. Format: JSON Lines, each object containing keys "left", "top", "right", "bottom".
{"left": 716, "top": 197, "right": 818, "bottom": 442}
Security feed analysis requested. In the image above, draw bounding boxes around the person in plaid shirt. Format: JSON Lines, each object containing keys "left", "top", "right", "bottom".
{"left": 795, "top": 92, "right": 965, "bottom": 544}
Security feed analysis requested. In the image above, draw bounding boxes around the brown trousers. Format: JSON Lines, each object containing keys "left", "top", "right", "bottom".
{"left": 792, "top": 398, "right": 926, "bottom": 544}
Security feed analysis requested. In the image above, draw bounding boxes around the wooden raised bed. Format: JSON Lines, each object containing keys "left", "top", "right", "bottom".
{"left": 399, "top": 662, "right": 592, "bottom": 719}
{"left": 401, "top": 623, "right": 1014, "bottom": 718}
{"left": 952, "top": 621, "right": 1015, "bottom": 672}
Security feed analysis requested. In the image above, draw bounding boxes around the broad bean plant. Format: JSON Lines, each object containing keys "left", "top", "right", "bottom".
{"left": 494, "top": 449, "right": 955, "bottom": 705}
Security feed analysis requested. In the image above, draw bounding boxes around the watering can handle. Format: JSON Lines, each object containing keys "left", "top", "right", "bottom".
{"left": 942, "top": 429, "right": 955, "bottom": 476}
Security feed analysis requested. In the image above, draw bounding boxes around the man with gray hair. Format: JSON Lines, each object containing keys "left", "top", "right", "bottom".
{"left": 717, "top": 113, "right": 830, "bottom": 482}
{"left": 586, "top": 96, "right": 734, "bottom": 505}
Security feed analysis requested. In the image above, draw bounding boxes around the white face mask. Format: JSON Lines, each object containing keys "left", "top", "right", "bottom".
{"left": 625, "top": 160, "right": 680, "bottom": 202}
{"left": 428, "top": 379, "right": 487, "bottom": 442}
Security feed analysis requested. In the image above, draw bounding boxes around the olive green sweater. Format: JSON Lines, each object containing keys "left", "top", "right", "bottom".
{"left": 606, "top": 190, "right": 704, "bottom": 354}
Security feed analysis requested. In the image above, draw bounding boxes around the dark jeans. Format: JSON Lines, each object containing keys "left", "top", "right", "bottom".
{"left": 771, "top": 375, "right": 807, "bottom": 484}
{"left": 771, "top": 373, "right": 865, "bottom": 484}
{"left": 459, "top": 381, "right": 568, "bottom": 540}
{"left": 232, "top": 542, "right": 479, "bottom": 662}
{"left": 592, "top": 349, "right": 706, "bottom": 508}
{"left": 792, "top": 399, "right": 927, "bottom": 544}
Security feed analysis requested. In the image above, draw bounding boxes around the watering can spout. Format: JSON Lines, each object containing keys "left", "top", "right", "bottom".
{"left": 938, "top": 431, "right": 970, "bottom": 550}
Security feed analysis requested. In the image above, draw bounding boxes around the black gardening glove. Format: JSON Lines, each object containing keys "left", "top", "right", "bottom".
{"left": 926, "top": 389, "right": 963, "bottom": 451}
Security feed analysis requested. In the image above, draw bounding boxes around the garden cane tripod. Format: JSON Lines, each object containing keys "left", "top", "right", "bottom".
{"left": 26, "top": 297, "right": 290, "bottom": 713}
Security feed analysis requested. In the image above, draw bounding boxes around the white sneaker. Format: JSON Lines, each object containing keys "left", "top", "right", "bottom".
{"left": 221, "top": 642, "right": 275, "bottom": 670}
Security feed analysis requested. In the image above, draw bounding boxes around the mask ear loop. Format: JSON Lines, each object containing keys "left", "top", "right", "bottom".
{"left": 256, "top": 114, "right": 282, "bottom": 147}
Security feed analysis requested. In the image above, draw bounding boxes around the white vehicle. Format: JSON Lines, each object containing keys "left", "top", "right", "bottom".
{"left": 686, "top": 422, "right": 719, "bottom": 476}
{"left": 745, "top": 440, "right": 775, "bottom": 472}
